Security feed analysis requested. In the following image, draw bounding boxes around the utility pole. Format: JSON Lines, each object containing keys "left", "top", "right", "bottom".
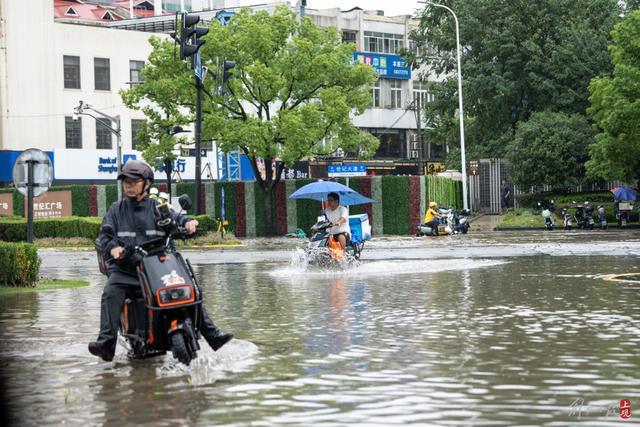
{"left": 74, "top": 101, "right": 122, "bottom": 199}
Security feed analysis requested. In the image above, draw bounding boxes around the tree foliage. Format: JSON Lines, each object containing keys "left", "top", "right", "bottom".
{"left": 121, "top": 7, "right": 377, "bottom": 233}
{"left": 409, "top": 0, "right": 621, "bottom": 165}
{"left": 506, "top": 111, "right": 593, "bottom": 188}
{"left": 586, "top": 9, "right": 640, "bottom": 182}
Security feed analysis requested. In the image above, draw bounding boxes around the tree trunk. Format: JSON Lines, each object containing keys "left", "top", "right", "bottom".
{"left": 247, "top": 155, "right": 284, "bottom": 236}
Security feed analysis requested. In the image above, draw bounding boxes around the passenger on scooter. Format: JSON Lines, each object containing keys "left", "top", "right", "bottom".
{"left": 423, "top": 201, "right": 446, "bottom": 236}
{"left": 89, "top": 160, "right": 232, "bottom": 362}
{"left": 324, "top": 192, "right": 350, "bottom": 249}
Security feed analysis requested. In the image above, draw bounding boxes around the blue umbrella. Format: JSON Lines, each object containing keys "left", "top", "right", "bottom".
{"left": 610, "top": 186, "right": 637, "bottom": 201}
{"left": 289, "top": 180, "right": 375, "bottom": 206}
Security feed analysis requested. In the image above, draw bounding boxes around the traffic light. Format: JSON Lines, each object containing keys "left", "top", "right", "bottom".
{"left": 221, "top": 60, "right": 235, "bottom": 94}
{"left": 179, "top": 13, "right": 209, "bottom": 60}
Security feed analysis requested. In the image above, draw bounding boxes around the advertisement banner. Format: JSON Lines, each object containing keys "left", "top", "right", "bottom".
{"left": 53, "top": 149, "right": 218, "bottom": 181}
{"left": 353, "top": 52, "right": 411, "bottom": 79}
{"left": 24, "top": 190, "right": 72, "bottom": 219}
{"left": 0, "top": 193, "right": 13, "bottom": 216}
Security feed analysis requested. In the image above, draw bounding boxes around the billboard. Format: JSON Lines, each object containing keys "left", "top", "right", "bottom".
{"left": 353, "top": 52, "right": 411, "bottom": 79}
{"left": 53, "top": 149, "right": 218, "bottom": 181}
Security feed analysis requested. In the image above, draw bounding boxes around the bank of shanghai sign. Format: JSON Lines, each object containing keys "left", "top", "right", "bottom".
{"left": 328, "top": 164, "right": 367, "bottom": 177}
{"left": 353, "top": 52, "right": 410, "bottom": 79}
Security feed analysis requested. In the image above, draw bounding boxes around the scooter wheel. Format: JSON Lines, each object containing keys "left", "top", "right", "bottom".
{"left": 170, "top": 332, "right": 193, "bottom": 366}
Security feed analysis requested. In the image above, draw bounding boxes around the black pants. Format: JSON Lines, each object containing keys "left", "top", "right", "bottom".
{"left": 424, "top": 219, "right": 439, "bottom": 234}
{"left": 96, "top": 281, "right": 222, "bottom": 357}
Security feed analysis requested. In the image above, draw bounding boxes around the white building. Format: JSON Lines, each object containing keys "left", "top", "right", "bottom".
{"left": 0, "top": 0, "right": 441, "bottom": 184}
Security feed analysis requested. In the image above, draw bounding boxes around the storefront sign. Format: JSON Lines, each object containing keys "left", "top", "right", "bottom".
{"left": 354, "top": 52, "right": 411, "bottom": 79}
{"left": 425, "top": 162, "right": 446, "bottom": 176}
{"left": 54, "top": 149, "right": 218, "bottom": 181}
{"left": 0, "top": 193, "right": 13, "bottom": 215}
{"left": 24, "top": 190, "right": 72, "bottom": 219}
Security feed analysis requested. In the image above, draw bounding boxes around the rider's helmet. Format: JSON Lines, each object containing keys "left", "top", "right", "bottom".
{"left": 117, "top": 160, "right": 154, "bottom": 197}
{"left": 149, "top": 187, "right": 159, "bottom": 196}
{"left": 429, "top": 201, "right": 437, "bottom": 208}
{"left": 158, "top": 192, "right": 169, "bottom": 203}
{"left": 117, "top": 159, "right": 154, "bottom": 182}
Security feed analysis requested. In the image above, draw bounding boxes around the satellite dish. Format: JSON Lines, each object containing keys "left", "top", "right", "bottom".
{"left": 12, "top": 148, "right": 53, "bottom": 197}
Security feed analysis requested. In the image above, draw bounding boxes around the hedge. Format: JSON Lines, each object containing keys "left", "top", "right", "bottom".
{"left": 382, "top": 175, "right": 410, "bottom": 235}
{"left": 516, "top": 191, "right": 618, "bottom": 208}
{"left": 0, "top": 242, "right": 40, "bottom": 287}
{"left": 0, "top": 217, "right": 102, "bottom": 242}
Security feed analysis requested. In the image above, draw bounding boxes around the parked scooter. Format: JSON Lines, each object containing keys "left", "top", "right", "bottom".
{"left": 562, "top": 208, "right": 572, "bottom": 230}
{"left": 573, "top": 203, "right": 587, "bottom": 229}
{"left": 95, "top": 195, "right": 205, "bottom": 366}
{"left": 584, "top": 202, "right": 595, "bottom": 229}
{"left": 615, "top": 201, "right": 632, "bottom": 228}
{"left": 597, "top": 205, "right": 607, "bottom": 229}
{"left": 539, "top": 202, "right": 553, "bottom": 230}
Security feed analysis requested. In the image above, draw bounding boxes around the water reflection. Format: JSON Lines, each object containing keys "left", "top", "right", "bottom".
{"left": 1, "top": 255, "right": 640, "bottom": 425}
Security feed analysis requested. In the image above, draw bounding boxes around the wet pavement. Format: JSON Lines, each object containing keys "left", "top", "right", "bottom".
{"left": 2, "top": 230, "right": 640, "bottom": 426}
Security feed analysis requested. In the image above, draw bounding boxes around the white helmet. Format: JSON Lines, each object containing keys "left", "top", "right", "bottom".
{"left": 149, "top": 187, "right": 159, "bottom": 196}
{"left": 158, "top": 192, "right": 169, "bottom": 202}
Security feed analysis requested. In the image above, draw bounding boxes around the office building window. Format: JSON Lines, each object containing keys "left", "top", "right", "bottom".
{"left": 94, "top": 57, "right": 111, "bottom": 90}
{"left": 372, "top": 79, "right": 381, "bottom": 108}
{"left": 96, "top": 118, "right": 113, "bottom": 149}
{"left": 65, "top": 116, "right": 82, "bottom": 149}
{"left": 129, "top": 60, "right": 144, "bottom": 85}
{"left": 364, "top": 31, "right": 405, "bottom": 54}
{"left": 412, "top": 80, "right": 434, "bottom": 107}
{"left": 342, "top": 31, "right": 357, "bottom": 44}
{"left": 390, "top": 80, "right": 402, "bottom": 109}
{"left": 64, "top": 55, "right": 81, "bottom": 89}
{"left": 368, "top": 128, "right": 406, "bottom": 159}
{"left": 131, "top": 119, "right": 145, "bottom": 150}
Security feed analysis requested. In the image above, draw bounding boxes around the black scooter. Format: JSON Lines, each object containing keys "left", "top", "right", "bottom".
{"left": 562, "top": 208, "right": 572, "bottom": 230}
{"left": 584, "top": 203, "right": 595, "bottom": 230}
{"left": 96, "top": 195, "right": 204, "bottom": 365}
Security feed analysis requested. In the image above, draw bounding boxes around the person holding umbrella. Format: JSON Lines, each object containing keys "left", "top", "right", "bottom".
{"left": 325, "top": 192, "right": 351, "bottom": 249}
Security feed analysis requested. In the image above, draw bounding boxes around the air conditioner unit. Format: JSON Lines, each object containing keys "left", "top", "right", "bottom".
{"left": 410, "top": 150, "right": 419, "bottom": 159}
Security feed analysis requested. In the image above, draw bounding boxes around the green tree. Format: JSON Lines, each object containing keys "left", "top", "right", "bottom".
{"left": 122, "top": 7, "right": 377, "bottom": 234}
{"left": 121, "top": 37, "right": 194, "bottom": 193}
{"left": 586, "top": 9, "right": 640, "bottom": 182}
{"left": 506, "top": 111, "right": 593, "bottom": 188}
{"left": 409, "top": 0, "right": 620, "bottom": 165}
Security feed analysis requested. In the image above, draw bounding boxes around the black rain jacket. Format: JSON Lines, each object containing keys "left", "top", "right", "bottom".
{"left": 96, "top": 196, "right": 192, "bottom": 284}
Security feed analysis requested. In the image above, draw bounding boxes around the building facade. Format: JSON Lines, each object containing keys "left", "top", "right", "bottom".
{"left": 0, "top": 0, "right": 443, "bottom": 185}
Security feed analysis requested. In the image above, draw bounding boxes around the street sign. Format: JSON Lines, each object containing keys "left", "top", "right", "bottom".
{"left": 194, "top": 51, "right": 202, "bottom": 80}
{"left": 328, "top": 164, "right": 366, "bottom": 177}
{"left": 467, "top": 159, "right": 480, "bottom": 176}
{"left": 12, "top": 148, "right": 52, "bottom": 197}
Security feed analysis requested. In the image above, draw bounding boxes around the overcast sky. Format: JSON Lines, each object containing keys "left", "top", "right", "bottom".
{"left": 239, "top": 0, "right": 424, "bottom": 17}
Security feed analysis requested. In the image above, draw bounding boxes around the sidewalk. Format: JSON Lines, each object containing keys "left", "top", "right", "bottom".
{"left": 469, "top": 214, "right": 503, "bottom": 232}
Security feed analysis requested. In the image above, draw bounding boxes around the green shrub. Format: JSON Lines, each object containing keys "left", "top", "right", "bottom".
{"left": 0, "top": 242, "right": 40, "bottom": 287}
{"left": 382, "top": 175, "right": 409, "bottom": 235}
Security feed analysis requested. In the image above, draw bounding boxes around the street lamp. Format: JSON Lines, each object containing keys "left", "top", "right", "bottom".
{"left": 418, "top": 1, "right": 468, "bottom": 211}
{"left": 74, "top": 101, "right": 123, "bottom": 200}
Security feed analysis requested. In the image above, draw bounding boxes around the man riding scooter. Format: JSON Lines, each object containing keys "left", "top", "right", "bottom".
{"left": 423, "top": 201, "right": 446, "bottom": 236}
{"left": 89, "top": 160, "right": 233, "bottom": 362}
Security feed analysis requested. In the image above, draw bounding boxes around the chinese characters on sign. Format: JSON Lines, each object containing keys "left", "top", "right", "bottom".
{"left": 467, "top": 159, "right": 480, "bottom": 176}
{"left": 23, "top": 190, "right": 72, "bottom": 219}
{"left": 0, "top": 193, "right": 13, "bottom": 216}
{"left": 353, "top": 52, "right": 411, "bottom": 79}
{"left": 328, "top": 164, "right": 367, "bottom": 177}
{"left": 425, "top": 162, "right": 446, "bottom": 176}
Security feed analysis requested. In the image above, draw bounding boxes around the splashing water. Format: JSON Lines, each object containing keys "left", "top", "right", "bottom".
{"left": 272, "top": 250, "right": 508, "bottom": 278}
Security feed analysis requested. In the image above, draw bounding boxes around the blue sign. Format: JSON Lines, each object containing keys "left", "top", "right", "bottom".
{"left": 194, "top": 52, "right": 202, "bottom": 80}
{"left": 353, "top": 52, "right": 411, "bottom": 79}
{"left": 0, "top": 150, "right": 54, "bottom": 182}
{"left": 328, "top": 164, "right": 367, "bottom": 177}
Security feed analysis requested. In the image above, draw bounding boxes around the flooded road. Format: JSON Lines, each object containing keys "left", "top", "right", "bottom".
{"left": 2, "top": 231, "right": 640, "bottom": 426}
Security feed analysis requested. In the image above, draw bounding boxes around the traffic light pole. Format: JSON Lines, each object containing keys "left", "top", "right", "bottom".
{"left": 195, "top": 74, "right": 203, "bottom": 214}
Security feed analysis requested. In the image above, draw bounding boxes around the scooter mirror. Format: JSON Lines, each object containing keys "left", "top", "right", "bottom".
{"left": 178, "top": 194, "right": 192, "bottom": 211}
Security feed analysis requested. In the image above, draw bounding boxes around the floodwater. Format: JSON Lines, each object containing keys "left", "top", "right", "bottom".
{"left": 2, "top": 231, "right": 640, "bottom": 426}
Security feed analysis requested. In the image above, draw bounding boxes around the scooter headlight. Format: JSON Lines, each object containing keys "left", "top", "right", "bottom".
{"left": 157, "top": 285, "right": 194, "bottom": 306}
